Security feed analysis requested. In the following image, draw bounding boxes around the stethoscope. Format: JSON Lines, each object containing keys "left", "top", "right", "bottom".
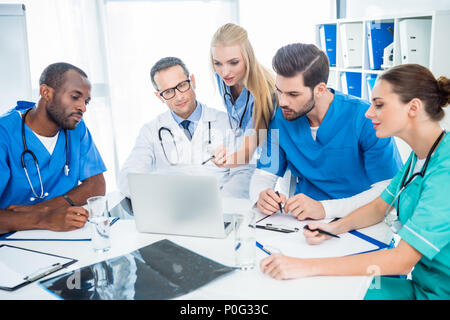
{"left": 158, "top": 121, "right": 212, "bottom": 166}
{"left": 21, "top": 108, "right": 70, "bottom": 201}
{"left": 384, "top": 129, "right": 446, "bottom": 233}
{"left": 222, "top": 80, "right": 250, "bottom": 137}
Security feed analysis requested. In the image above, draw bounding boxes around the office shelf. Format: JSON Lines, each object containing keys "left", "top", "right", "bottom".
{"left": 316, "top": 10, "right": 450, "bottom": 101}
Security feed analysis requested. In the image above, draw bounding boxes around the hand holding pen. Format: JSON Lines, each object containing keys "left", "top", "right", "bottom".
{"left": 256, "top": 189, "right": 286, "bottom": 215}
{"left": 303, "top": 222, "right": 340, "bottom": 244}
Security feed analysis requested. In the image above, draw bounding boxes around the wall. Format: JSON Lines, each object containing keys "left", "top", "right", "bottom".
{"left": 238, "top": 0, "right": 335, "bottom": 70}
{"left": 344, "top": 0, "right": 450, "bottom": 18}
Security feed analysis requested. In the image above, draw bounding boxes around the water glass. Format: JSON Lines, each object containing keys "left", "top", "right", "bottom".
{"left": 233, "top": 210, "right": 256, "bottom": 270}
{"left": 87, "top": 196, "right": 111, "bottom": 253}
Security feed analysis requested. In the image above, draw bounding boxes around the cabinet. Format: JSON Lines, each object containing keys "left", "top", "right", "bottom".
{"left": 316, "top": 10, "right": 450, "bottom": 101}
{"left": 316, "top": 10, "right": 450, "bottom": 161}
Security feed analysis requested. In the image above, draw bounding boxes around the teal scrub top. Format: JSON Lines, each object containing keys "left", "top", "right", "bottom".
{"left": 380, "top": 132, "right": 450, "bottom": 299}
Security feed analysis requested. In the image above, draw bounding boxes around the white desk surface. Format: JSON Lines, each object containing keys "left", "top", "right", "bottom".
{"left": 0, "top": 197, "right": 393, "bottom": 300}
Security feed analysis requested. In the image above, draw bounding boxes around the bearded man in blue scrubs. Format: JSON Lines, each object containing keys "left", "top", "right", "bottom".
{"left": 0, "top": 62, "right": 106, "bottom": 233}
{"left": 253, "top": 43, "right": 402, "bottom": 220}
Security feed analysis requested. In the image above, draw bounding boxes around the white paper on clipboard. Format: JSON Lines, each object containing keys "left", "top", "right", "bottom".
{"left": 256, "top": 213, "right": 379, "bottom": 257}
{"left": 0, "top": 245, "right": 75, "bottom": 290}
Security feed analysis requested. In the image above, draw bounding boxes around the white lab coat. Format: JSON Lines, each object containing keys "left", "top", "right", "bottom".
{"left": 118, "top": 102, "right": 254, "bottom": 199}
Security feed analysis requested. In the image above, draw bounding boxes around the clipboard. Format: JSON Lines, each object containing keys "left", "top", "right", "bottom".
{"left": 0, "top": 244, "right": 77, "bottom": 291}
{"left": 330, "top": 218, "right": 393, "bottom": 254}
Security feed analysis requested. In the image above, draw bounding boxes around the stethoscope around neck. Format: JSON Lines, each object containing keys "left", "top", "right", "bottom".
{"left": 222, "top": 80, "right": 250, "bottom": 137}
{"left": 384, "top": 129, "right": 446, "bottom": 233}
{"left": 21, "top": 108, "right": 70, "bottom": 201}
{"left": 158, "top": 121, "right": 212, "bottom": 166}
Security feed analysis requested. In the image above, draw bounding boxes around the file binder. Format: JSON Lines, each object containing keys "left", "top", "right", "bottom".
{"left": 319, "top": 24, "right": 337, "bottom": 66}
{"left": 366, "top": 21, "right": 394, "bottom": 70}
{"left": 340, "top": 22, "right": 363, "bottom": 68}
{"left": 340, "top": 72, "right": 362, "bottom": 97}
{"left": 0, "top": 244, "right": 76, "bottom": 291}
{"left": 399, "top": 18, "right": 431, "bottom": 66}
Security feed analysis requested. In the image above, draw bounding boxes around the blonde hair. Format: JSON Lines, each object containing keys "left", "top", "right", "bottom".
{"left": 210, "top": 23, "right": 276, "bottom": 143}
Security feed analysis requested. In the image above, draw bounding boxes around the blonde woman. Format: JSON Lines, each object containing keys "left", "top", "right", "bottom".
{"left": 210, "top": 23, "right": 276, "bottom": 168}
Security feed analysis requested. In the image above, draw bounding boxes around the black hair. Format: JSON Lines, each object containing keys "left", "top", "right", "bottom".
{"left": 272, "top": 43, "right": 329, "bottom": 90}
{"left": 39, "top": 62, "right": 88, "bottom": 91}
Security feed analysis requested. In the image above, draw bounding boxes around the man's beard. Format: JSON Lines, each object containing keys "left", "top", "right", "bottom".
{"left": 46, "top": 100, "right": 81, "bottom": 130}
{"left": 281, "top": 95, "right": 315, "bottom": 121}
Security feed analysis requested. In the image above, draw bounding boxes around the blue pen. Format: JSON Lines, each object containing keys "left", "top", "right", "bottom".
{"left": 256, "top": 241, "right": 272, "bottom": 255}
{"left": 109, "top": 217, "right": 120, "bottom": 226}
{"left": 235, "top": 241, "right": 272, "bottom": 255}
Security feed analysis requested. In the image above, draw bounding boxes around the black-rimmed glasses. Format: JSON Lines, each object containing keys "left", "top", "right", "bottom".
{"left": 159, "top": 79, "right": 191, "bottom": 100}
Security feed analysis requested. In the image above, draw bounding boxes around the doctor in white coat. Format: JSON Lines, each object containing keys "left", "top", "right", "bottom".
{"left": 118, "top": 57, "right": 251, "bottom": 198}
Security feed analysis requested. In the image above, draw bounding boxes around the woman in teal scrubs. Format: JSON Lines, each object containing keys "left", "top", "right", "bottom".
{"left": 260, "top": 64, "right": 450, "bottom": 299}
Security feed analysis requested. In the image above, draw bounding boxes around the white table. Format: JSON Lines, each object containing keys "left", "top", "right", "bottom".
{"left": 0, "top": 197, "right": 393, "bottom": 300}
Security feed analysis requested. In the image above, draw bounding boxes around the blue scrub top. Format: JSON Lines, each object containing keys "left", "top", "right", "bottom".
{"left": 215, "top": 73, "right": 254, "bottom": 135}
{"left": 257, "top": 89, "right": 403, "bottom": 201}
{"left": 0, "top": 101, "right": 107, "bottom": 209}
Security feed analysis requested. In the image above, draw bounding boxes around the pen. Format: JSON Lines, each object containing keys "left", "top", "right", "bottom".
{"left": 109, "top": 217, "right": 120, "bottom": 226}
{"left": 256, "top": 241, "right": 272, "bottom": 255}
{"left": 201, "top": 155, "right": 215, "bottom": 165}
{"left": 303, "top": 225, "right": 340, "bottom": 238}
{"left": 275, "top": 191, "right": 284, "bottom": 213}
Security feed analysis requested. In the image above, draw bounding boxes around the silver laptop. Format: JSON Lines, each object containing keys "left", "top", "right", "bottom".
{"left": 127, "top": 173, "right": 233, "bottom": 238}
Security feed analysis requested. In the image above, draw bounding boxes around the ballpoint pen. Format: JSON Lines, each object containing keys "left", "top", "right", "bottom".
{"left": 275, "top": 191, "right": 284, "bottom": 213}
{"left": 256, "top": 241, "right": 272, "bottom": 255}
{"left": 201, "top": 155, "right": 215, "bottom": 165}
{"left": 303, "top": 225, "right": 340, "bottom": 238}
{"left": 109, "top": 217, "right": 120, "bottom": 226}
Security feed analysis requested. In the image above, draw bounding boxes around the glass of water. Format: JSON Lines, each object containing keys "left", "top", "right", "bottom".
{"left": 87, "top": 196, "right": 111, "bottom": 253}
{"left": 233, "top": 210, "right": 256, "bottom": 270}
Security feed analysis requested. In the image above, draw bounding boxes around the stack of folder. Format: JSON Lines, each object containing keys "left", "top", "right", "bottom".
{"left": 399, "top": 18, "right": 431, "bottom": 66}
{"left": 366, "top": 21, "right": 394, "bottom": 70}
{"left": 319, "top": 24, "right": 337, "bottom": 67}
{"left": 340, "top": 22, "right": 363, "bottom": 68}
{"left": 340, "top": 72, "right": 362, "bottom": 98}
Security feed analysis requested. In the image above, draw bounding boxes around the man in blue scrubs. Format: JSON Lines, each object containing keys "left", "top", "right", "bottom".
{"left": 0, "top": 62, "right": 106, "bottom": 233}
{"left": 255, "top": 43, "right": 402, "bottom": 220}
